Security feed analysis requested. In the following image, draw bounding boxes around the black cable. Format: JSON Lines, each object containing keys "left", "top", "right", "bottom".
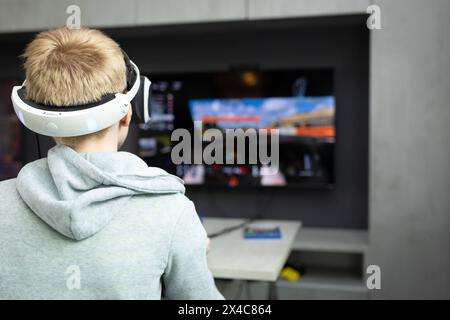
{"left": 208, "top": 217, "right": 258, "bottom": 239}
{"left": 35, "top": 133, "right": 42, "bottom": 159}
{"left": 207, "top": 189, "right": 276, "bottom": 239}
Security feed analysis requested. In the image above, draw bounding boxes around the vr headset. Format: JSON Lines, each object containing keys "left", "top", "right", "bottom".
{"left": 11, "top": 51, "right": 151, "bottom": 137}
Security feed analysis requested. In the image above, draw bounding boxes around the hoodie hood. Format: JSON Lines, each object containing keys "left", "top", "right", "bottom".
{"left": 16, "top": 145, "right": 185, "bottom": 240}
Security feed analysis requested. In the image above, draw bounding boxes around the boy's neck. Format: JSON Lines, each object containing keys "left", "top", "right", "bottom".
{"left": 69, "top": 135, "right": 118, "bottom": 153}
{"left": 72, "top": 143, "right": 118, "bottom": 153}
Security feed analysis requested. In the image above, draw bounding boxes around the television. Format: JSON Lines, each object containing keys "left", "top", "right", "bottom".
{"left": 138, "top": 68, "right": 335, "bottom": 188}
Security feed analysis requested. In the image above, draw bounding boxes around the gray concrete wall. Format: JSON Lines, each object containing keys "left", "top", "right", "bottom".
{"left": 0, "top": 0, "right": 368, "bottom": 33}
{"left": 368, "top": 0, "right": 450, "bottom": 299}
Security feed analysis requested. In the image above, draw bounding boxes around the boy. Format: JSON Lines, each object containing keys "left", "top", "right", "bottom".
{"left": 0, "top": 27, "right": 223, "bottom": 300}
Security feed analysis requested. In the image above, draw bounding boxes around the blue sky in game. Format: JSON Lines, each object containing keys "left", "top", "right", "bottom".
{"left": 188, "top": 96, "right": 335, "bottom": 129}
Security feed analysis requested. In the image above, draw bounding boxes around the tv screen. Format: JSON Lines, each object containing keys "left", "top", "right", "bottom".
{"left": 138, "top": 68, "right": 335, "bottom": 188}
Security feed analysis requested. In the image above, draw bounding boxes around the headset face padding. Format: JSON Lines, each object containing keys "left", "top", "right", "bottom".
{"left": 11, "top": 51, "right": 151, "bottom": 137}
{"left": 122, "top": 52, "right": 151, "bottom": 124}
{"left": 131, "top": 76, "right": 151, "bottom": 124}
{"left": 122, "top": 50, "right": 137, "bottom": 92}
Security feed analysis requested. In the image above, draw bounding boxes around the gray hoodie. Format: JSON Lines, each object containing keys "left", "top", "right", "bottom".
{"left": 0, "top": 145, "right": 223, "bottom": 299}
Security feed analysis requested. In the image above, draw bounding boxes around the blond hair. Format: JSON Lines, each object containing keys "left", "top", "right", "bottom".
{"left": 21, "top": 27, "right": 127, "bottom": 145}
{"left": 23, "top": 27, "right": 126, "bottom": 106}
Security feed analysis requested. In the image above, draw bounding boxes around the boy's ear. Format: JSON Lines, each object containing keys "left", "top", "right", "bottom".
{"left": 120, "top": 105, "right": 132, "bottom": 127}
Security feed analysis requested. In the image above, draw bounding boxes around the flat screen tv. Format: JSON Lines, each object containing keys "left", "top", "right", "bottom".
{"left": 138, "top": 68, "right": 335, "bottom": 188}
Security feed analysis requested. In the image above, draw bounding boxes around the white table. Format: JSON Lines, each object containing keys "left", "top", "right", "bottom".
{"left": 203, "top": 217, "right": 301, "bottom": 282}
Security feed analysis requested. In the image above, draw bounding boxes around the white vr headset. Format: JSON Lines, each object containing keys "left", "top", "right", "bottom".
{"left": 11, "top": 51, "right": 151, "bottom": 137}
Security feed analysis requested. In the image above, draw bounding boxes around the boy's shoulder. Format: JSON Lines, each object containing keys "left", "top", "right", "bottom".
{"left": 0, "top": 178, "right": 29, "bottom": 217}
{"left": 131, "top": 190, "right": 196, "bottom": 222}
{"left": 0, "top": 177, "right": 16, "bottom": 187}
{"left": 0, "top": 178, "right": 18, "bottom": 197}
